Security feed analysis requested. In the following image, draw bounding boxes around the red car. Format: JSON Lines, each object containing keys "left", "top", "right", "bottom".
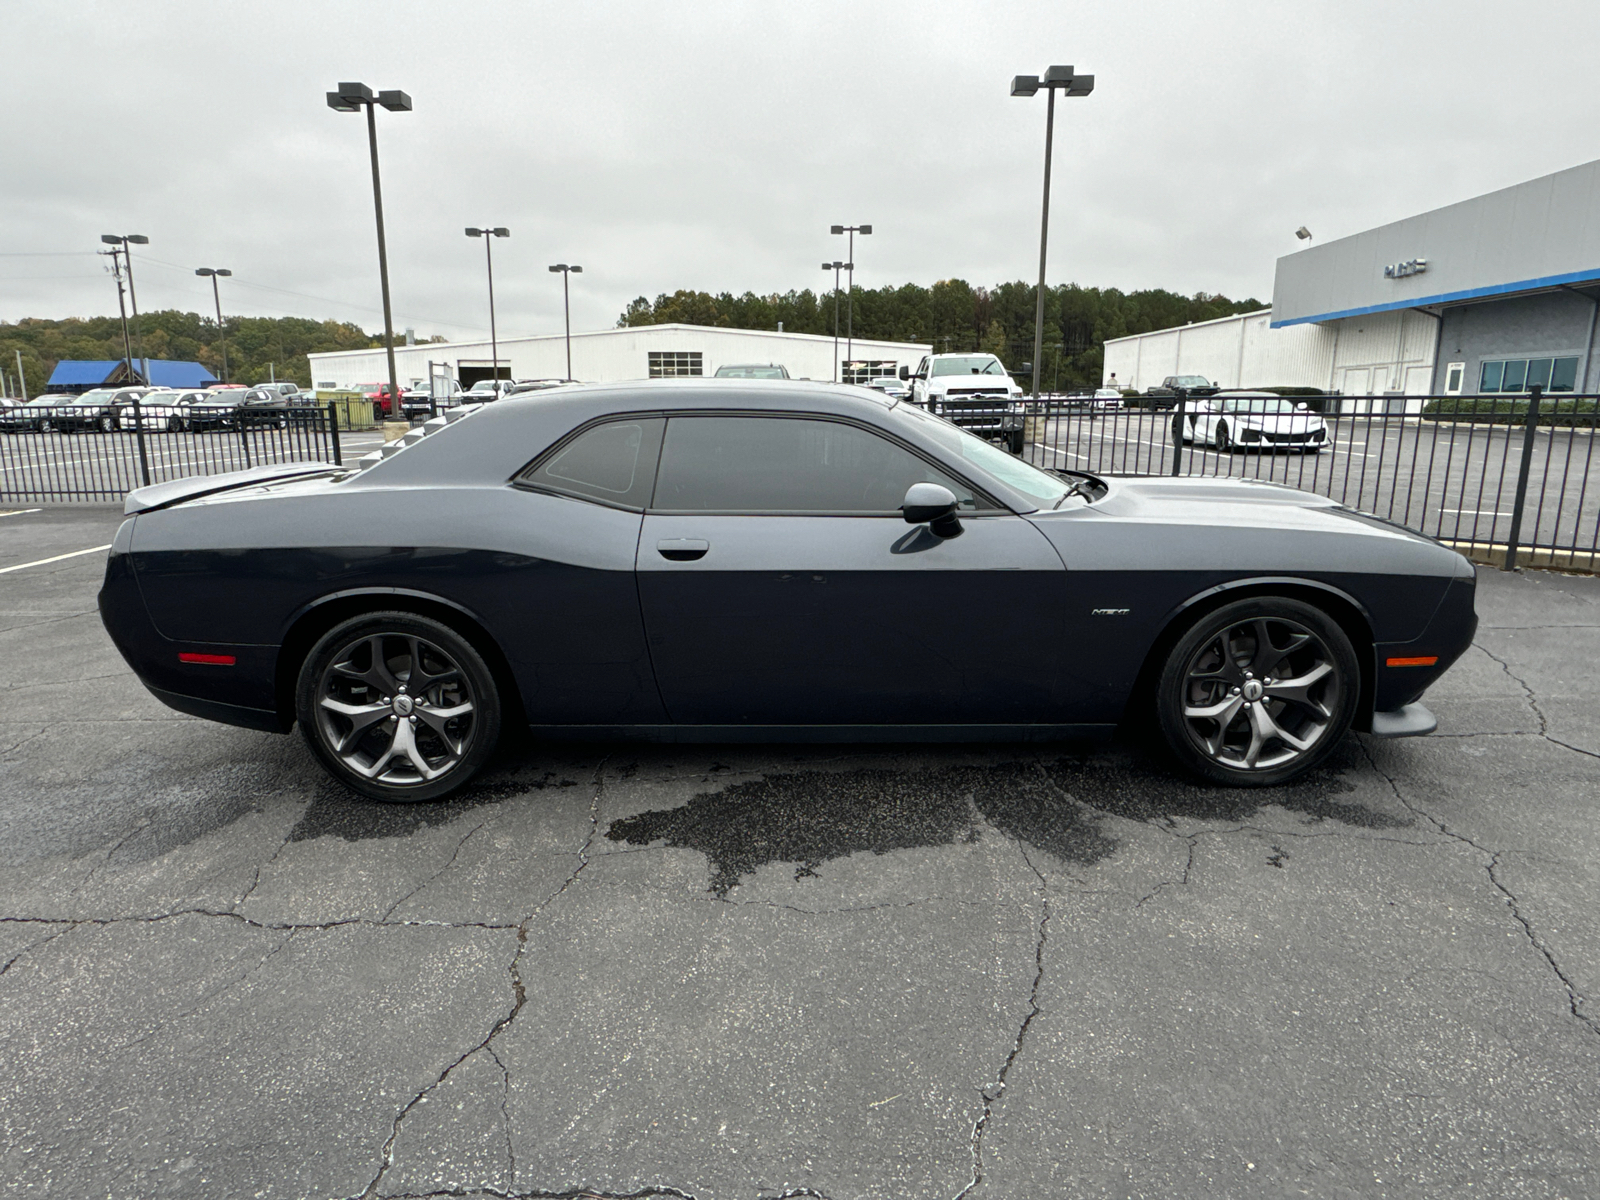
{"left": 357, "top": 382, "right": 402, "bottom": 418}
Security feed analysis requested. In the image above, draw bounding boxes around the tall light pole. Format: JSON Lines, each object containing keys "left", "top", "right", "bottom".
{"left": 327, "top": 81, "right": 412, "bottom": 424}
{"left": 102, "top": 235, "right": 149, "bottom": 383}
{"left": 1012, "top": 65, "right": 1093, "bottom": 399}
{"left": 821, "top": 261, "right": 849, "bottom": 383}
{"left": 548, "top": 264, "right": 583, "bottom": 380}
{"left": 466, "top": 227, "right": 510, "bottom": 386}
{"left": 98, "top": 246, "right": 135, "bottom": 384}
{"left": 195, "top": 268, "right": 233, "bottom": 383}
{"left": 829, "top": 224, "right": 871, "bottom": 380}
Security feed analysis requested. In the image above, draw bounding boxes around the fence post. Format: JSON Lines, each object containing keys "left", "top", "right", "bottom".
{"left": 1501, "top": 383, "right": 1543, "bottom": 571}
{"left": 238, "top": 408, "right": 252, "bottom": 469}
{"left": 1171, "top": 388, "right": 1187, "bottom": 476}
{"left": 328, "top": 403, "right": 342, "bottom": 465}
{"left": 132, "top": 397, "right": 152, "bottom": 487}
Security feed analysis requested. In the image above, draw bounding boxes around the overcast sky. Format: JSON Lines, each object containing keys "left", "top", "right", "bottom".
{"left": 5, "top": 0, "right": 1598, "bottom": 342}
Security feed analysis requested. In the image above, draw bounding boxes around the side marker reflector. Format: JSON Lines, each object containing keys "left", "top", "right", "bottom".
{"left": 1386, "top": 656, "right": 1439, "bottom": 667}
{"left": 179, "top": 653, "right": 237, "bottom": 666}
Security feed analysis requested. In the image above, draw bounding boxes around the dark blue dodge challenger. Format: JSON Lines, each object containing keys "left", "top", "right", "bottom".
{"left": 99, "top": 380, "right": 1476, "bottom": 802}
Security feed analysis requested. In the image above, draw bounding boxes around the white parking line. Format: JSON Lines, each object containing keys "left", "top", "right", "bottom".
{"left": 0, "top": 508, "right": 43, "bottom": 518}
{"left": 0, "top": 545, "right": 113, "bottom": 574}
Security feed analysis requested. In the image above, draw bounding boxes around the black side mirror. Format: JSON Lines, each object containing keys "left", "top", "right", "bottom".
{"left": 902, "top": 482, "right": 963, "bottom": 539}
{"left": 898, "top": 365, "right": 910, "bottom": 381}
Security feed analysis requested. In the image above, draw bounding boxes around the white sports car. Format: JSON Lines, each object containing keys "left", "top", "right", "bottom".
{"left": 1177, "top": 391, "right": 1329, "bottom": 453}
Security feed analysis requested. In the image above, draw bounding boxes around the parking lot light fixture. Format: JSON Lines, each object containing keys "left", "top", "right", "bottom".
{"left": 195, "top": 268, "right": 233, "bottom": 383}
{"left": 830, "top": 225, "right": 871, "bottom": 376}
{"left": 327, "top": 80, "right": 411, "bottom": 426}
{"left": 466, "top": 227, "right": 510, "bottom": 388}
{"left": 1013, "top": 64, "right": 1093, "bottom": 400}
{"left": 548, "top": 264, "right": 583, "bottom": 381}
{"left": 821, "top": 261, "right": 848, "bottom": 383}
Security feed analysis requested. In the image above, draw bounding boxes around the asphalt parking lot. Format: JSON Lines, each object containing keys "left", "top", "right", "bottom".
{"left": 2, "top": 505, "right": 1598, "bottom": 1199}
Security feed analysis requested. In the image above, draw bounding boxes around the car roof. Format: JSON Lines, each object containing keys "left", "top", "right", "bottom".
{"left": 352, "top": 377, "right": 1043, "bottom": 512}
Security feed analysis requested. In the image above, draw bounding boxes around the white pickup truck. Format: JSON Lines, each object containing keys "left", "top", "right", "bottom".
{"left": 900, "top": 352, "right": 1026, "bottom": 453}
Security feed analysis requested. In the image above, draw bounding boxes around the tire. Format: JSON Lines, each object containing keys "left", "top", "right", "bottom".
{"left": 1171, "top": 414, "right": 1190, "bottom": 444}
{"left": 1155, "top": 597, "right": 1358, "bottom": 787}
{"left": 38, "top": 420, "right": 53, "bottom": 434}
{"left": 167, "top": 416, "right": 183, "bottom": 432}
{"left": 1214, "top": 421, "right": 1231, "bottom": 452}
{"left": 97, "top": 414, "right": 115, "bottom": 433}
{"left": 295, "top": 611, "right": 502, "bottom": 803}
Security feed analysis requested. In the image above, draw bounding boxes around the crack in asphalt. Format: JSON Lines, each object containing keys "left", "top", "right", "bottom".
{"left": 234, "top": 820, "right": 299, "bottom": 911}
{"left": 486, "top": 1044, "right": 516, "bottom": 1192}
{"left": 1359, "top": 739, "right": 1598, "bottom": 1040}
{"left": 952, "top": 839, "right": 1050, "bottom": 1200}
{"left": 383, "top": 821, "right": 488, "bottom": 921}
{"left": 0, "top": 911, "right": 521, "bottom": 933}
{"left": 356, "top": 760, "right": 609, "bottom": 1200}
{"left": 0, "top": 920, "right": 74, "bottom": 977}
{"left": 373, "top": 1187, "right": 703, "bottom": 1198}
{"left": 1134, "top": 834, "right": 1199, "bottom": 909}
{"left": 1475, "top": 643, "right": 1600, "bottom": 762}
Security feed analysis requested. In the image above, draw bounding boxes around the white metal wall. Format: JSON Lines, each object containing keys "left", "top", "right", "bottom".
{"left": 307, "top": 324, "right": 931, "bottom": 391}
{"left": 1103, "top": 306, "right": 1436, "bottom": 409}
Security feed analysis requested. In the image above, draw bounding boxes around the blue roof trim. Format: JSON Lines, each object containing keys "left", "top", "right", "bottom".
{"left": 1270, "top": 266, "right": 1600, "bottom": 327}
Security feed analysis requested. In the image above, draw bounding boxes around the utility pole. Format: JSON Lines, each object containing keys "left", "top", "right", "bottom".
{"left": 15, "top": 349, "right": 26, "bottom": 402}
{"left": 830, "top": 224, "right": 871, "bottom": 380}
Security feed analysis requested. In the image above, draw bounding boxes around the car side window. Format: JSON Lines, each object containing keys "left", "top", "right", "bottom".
{"left": 519, "top": 417, "right": 664, "bottom": 510}
{"left": 651, "top": 415, "right": 982, "bottom": 515}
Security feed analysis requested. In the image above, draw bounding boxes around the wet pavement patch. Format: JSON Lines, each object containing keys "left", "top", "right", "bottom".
{"left": 605, "top": 761, "right": 1118, "bottom": 895}
{"left": 606, "top": 741, "right": 1402, "bottom": 895}
{"left": 289, "top": 769, "right": 580, "bottom": 843}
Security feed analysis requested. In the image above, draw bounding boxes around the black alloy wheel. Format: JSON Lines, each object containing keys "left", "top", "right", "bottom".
{"left": 295, "top": 611, "right": 502, "bottom": 803}
{"left": 1156, "top": 597, "right": 1357, "bottom": 786}
{"left": 1214, "top": 421, "right": 1231, "bottom": 452}
{"left": 97, "top": 413, "right": 115, "bottom": 433}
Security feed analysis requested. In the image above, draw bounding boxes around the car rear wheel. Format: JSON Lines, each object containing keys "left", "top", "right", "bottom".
{"left": 1156, "top": 597, "right": 1357, "bottom": 787}
{"left": 1214, "top": 422, "right": 1231, "bottom": 452}
{"left": 97, "top": 414, "right": 115, "bottom": 433}
{"left": 295, "top": 612, "right": 502, "bottom": 803}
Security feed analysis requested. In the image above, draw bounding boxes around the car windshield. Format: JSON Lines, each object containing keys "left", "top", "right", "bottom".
{"left": 1172, "top": 376, "right": 1211, "bottom": 387}
{"left": 1222, "top": 396, "right": 1299, "bottom": 414}
{"left": 930, "top": 356, "right": 1007, "bottom": 378}
{"left": 29, "top": 396, "right": 69, "bottom": 406}
{"left": 896, "top": 404, "right": 1084, "bottom": 508}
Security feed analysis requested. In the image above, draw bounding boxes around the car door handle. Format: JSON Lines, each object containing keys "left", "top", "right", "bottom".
{"left": 657, "top": 538, "right": 709, "bottom": 562}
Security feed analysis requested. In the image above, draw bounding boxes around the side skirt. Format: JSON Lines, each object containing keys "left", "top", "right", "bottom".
{"left": 523, "top": 723, "right": 1118, "bottom": 745}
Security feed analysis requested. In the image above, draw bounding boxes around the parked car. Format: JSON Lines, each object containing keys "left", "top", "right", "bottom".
{"left": 253, "top": 382, "right": 305, "bottom": 400}
{"left": 864, "top": 378, "right": 912, "bottom": 400}
{"left": 713, "top": 364, "right": 790, "bottom": 379}
{"left": 1129, "top": 375, "right": 1220, "bottom": 409}
{"left": 356, "top": 382, "right": 403, "bottom": 418}
{"left": 59, "top": 387, "right": 157, "bottom": 432}
{"left": 400, "top": 380, "right": 466, "bottom": 420}
{"left": 900, "top": 353, "right": 1026, "bottom": 453}
{"left": 99, "top": 380, "right": 1476, "bottom": 803}
{"left": 462, "top": 379, "right": 516, "bottom": 403}
{"left": 179, "top": 391, "right": 245, "bottom": 431}
{"left": 0, "top": 394, "right": 77, "bottom": 433}
{"left": 120, "top": 389, "right": 184, "bottom": 432}
{"left": 1176, "top": 391, "right": 1330, "bottom": 453}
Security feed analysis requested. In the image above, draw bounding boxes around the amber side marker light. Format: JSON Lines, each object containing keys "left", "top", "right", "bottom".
{"left": 178, "top": 653, "right": 237, "bottom": 666}
{"left": 1386, "top": 656, "right": 1439, "bottom": 667}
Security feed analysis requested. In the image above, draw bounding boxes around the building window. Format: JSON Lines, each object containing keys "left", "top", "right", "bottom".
{"left": 1479, "top": 356, "right": 1579, "bottom": 393}
{"left": 649, "top": 351, "right": 703, "bottom": 377}
{"left": 1444, "top": 363, "right": 1464, "bottom": 395}
{"left": 843, "top": 360, "right": 898, "bottom": 385}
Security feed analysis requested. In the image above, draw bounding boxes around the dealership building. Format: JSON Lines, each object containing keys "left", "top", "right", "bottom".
{"left": 306, "top": 324, "right": 930, "bottom": 392}
{"left": 1104, "top": 157, "right": 1600, "bottom": 405}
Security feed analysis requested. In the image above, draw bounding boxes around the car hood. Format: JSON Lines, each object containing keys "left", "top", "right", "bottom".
{"left": 1215, "top": 410, "right": 1324, "bottom": 431}
{"left": 1031, "top": 475, "right": 1468, "bottom": 578}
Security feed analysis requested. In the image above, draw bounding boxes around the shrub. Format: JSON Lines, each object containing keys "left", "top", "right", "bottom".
{"left": 1421, "top": 396, "right": 1599, "bottom": 426}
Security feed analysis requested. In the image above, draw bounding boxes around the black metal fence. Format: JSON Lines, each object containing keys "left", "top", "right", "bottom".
{"left": 0, "top": 399, "right": 343, "bottom": 503}
{"left": 1021, "top": 386, "right": 1600, "bottom": 571}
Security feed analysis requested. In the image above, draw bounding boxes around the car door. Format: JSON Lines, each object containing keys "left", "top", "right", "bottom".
{"left": 635, "top": 413, "right": 1069, "bottom": 727}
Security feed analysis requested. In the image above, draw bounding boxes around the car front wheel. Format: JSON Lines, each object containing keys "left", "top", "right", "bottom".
{"left": 1214, "top": 421, "right": 1231, "bottom": 452}
{"left": 295, "top": 612, "right": 502, "bottom": 803}
{"left": 97, "top": 414, "right": 116, "bottom": 433}
{"left": 1156, "top": 597, "right": 1357, "bottom": 786}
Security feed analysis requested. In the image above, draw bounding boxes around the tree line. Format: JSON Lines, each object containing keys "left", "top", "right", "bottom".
{"left": 619, "top": 280, "right": 1263, "bottom": 391}
{"left": 0, "top": 311, "right": 389, "bottom": 395}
